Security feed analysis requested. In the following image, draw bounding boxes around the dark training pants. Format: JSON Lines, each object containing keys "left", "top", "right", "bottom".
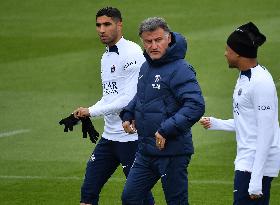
{"left": 80, "top": 138, "right": 154, "bottom": 205}
{"left": 233, "top": 170, "right": 273, "bottom": 205}
{"left": 122, "top": 152, "right": 191, "bottom": 205}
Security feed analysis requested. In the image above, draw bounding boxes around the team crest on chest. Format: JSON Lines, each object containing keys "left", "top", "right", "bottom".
{"left": 238, "top": 88, "right": 242, "bottom": 96}
{"left": 152, "top": 74, "right": 161, "bottom": 90}
{"left": 111, "top": 65, "right": 116, "bottom": 73}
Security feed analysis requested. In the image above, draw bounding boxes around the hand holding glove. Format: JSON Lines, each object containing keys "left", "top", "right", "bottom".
{"left": 59, "top": 114, "right": 99, "bottom": 144}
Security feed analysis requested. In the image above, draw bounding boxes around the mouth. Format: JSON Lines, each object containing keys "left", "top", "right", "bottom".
{"left": 100, "top": 35, "right": 108, "bottom": 40}
{"left": 150, "top": 51, "right": 160, "bottom": 54}
{"left": 149, "top": 51, "right": 162, "bottom": 60}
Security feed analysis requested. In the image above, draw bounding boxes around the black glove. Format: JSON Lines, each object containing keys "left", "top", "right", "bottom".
{"left": 81, "top": 117, "right": 100, "bottom": 144}
{"left": 59, "top": 114, "right": 80, "bottom": 132}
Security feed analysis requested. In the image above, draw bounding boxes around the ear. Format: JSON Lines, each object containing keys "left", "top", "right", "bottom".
{"left": 117, "top": 21, "right": 122, "bottom": 31}
{"left": 167, "top": 33, "right": 172, "bottom": 44}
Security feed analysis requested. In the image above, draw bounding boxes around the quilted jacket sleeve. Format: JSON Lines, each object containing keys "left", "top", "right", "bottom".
{"left": 158, "top": 62, "right": 205, "bottom": 139}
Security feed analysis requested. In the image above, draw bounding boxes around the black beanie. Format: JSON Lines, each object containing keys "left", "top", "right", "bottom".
{"left": 227, "top": 22, "right": 266, "bottom": 58}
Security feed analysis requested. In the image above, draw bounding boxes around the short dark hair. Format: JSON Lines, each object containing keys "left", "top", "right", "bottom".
{"left": 139, "top": 17, "right": 171, "bottom": 36}
{"left": 96, "top": 7, "right": 122, "bottom": 22}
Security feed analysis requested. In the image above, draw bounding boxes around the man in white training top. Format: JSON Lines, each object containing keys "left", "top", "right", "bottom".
{"left": 200, "top": 22, "right": 280, "bottom": 205}
{"left": 73, "top": 7, "right": 154, "bottom": 205}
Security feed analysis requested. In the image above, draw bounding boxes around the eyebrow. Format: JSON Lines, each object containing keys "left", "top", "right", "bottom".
{"left": 96, "top": 22, "right": 112, "bottom": 26}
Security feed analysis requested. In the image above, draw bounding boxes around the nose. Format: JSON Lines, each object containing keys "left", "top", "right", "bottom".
{"left": 151, "top": 41, "right": 157, "bottom": 49}
{"left": 224, "top": 50, "right": 227, "bottom": 57}
{"left": 98, "top": 25, "right": 105, "bottom": 33}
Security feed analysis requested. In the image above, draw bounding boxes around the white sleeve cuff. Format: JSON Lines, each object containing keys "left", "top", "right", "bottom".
{"left": 248, "top": 181, "right": 263, "bottom": 196}
{"left": 208, "top": 117, "right": 235, "bottom": 131}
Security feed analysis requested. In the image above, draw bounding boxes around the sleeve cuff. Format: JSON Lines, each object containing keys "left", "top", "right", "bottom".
{"left": 119, "top": 110, "right": 134, "bottom": 122}
{"left": 157, "top": 128, "right": 167, "bottom": 139}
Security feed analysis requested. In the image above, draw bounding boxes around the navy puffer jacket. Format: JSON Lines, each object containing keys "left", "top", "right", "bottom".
{"left": 120, "top": 32, "right": 205, "bottom": 156}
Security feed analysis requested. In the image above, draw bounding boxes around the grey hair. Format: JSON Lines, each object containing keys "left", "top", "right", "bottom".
{"left": 138, "top": 17, "right": 171, "bottom": 36}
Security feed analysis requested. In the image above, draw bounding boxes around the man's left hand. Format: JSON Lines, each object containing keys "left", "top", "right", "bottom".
{"left": 250, "top": 194, "right": 263, "bottom": 200}
{"left": 122, "top": 120, "right": 137, "bottom": 134}
{"left": 249, "top": 180, "right": 263, "bottom": 200}
{"left": 155, "top": 131, "right": 166, "bottom": 150}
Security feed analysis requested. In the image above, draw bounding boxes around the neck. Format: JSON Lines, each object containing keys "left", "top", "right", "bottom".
{"left": 107, "top": 34, "right": 122, "bottom": 47}
{"left": 238, "top": 58, "right": 258, "bottom": 71}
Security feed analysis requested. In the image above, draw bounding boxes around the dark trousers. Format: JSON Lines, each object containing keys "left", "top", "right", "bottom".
{"left": 80, "top": 138, "right": 154, "bottom": 205}
{"left": 122, "top": 152, "right": 191, "bottom": 205}
{"left": 233, "top": 170, "right": 273, "bottom": 205}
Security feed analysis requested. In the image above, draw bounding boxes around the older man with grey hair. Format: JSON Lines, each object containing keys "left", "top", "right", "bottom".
{"left": 120, "top": 17, "right": 205, "bottom": 205}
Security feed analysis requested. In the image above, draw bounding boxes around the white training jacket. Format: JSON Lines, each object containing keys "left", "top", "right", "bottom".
{"left": 88, "top": 37, "right": 145, "bottom": 142}
{"left": 209, "top": 64, "right": 280, "bottom": 195}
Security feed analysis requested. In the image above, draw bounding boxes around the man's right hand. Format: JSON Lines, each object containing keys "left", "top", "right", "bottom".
{"left": 74, "top": 107, "right": 90, "bottom": 118}
{"left": 199, "top": 117, "right": 211, "bottom": 129}
{"left": 122, "top": 120, "right": 137, "bottom": 134}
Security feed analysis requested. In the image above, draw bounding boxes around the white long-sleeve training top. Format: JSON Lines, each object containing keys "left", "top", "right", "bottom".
{"left": 88, "top": 37, "right": 145, "bottom": 142}
{"left": 209, "top": 64, "right": 280, "bottom": 195}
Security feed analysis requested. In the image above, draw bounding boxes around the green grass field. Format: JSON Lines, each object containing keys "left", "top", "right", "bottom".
{"left": 0, "top": 0, "right": 279, "bottom": 204}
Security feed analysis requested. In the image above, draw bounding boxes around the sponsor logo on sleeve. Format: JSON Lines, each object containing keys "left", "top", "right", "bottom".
{"left": 124, "top": 61, "right": 137, "bottom": 69}
{"left": 233, "top": 102, "right": 240, "bottom": 115}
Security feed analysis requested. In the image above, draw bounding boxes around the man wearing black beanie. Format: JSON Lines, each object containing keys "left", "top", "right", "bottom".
{"left": 200, "top": 22, "right": 280, "bottom": 205}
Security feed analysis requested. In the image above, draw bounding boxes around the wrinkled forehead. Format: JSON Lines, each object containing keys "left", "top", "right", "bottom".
{"left": 141, "top": 28, "right": 168, "bottom": 40}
